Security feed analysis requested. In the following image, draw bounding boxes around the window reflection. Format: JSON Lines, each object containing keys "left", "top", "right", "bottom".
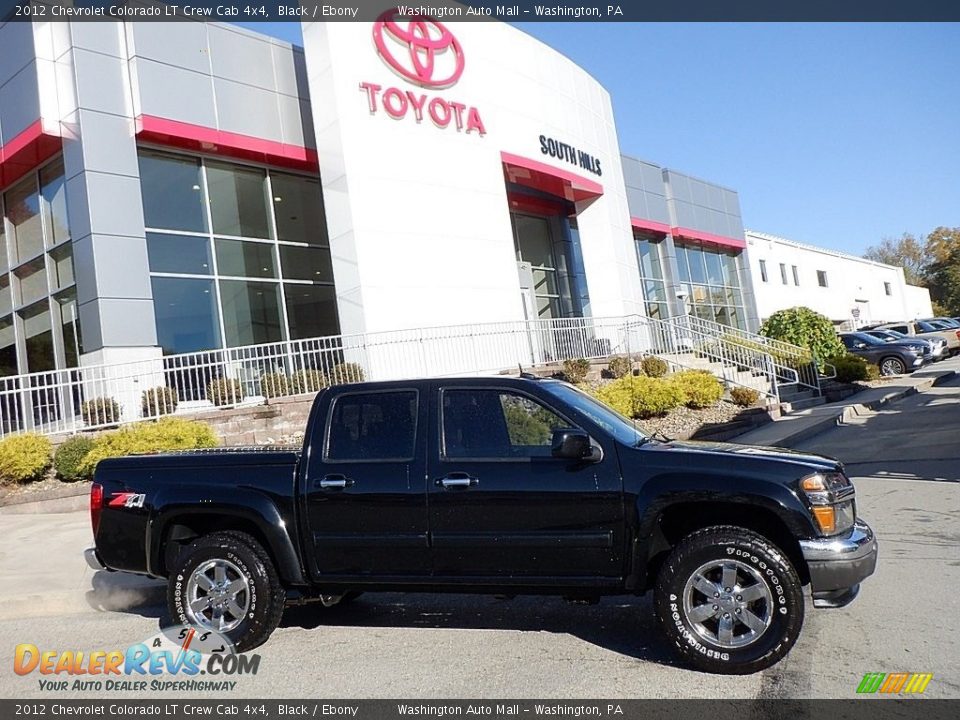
{"left": 146, "top": 233, "right": 212, "bottom": 275}
{"left": 215, "top": 239, "right": 277, "bottom": 279}
{"left": 219, "top": 279, "right": 284, "bottom": 347}
{"left": 21, "top": 301, "right": 55, "bottom": 373}
{"left": 139, "top": 151, "right": 207, "bottom": 233}
{"left": 5, "top": 175, "right": 43, "bottom": 265}
{"left": 41, "top": 158, "right": 70, "bottom": 246}
{"left": 0, "top": 315, "right": 16, "bottom": 377}
{"left": 271, "top": 173, "right": 328, "bottom": 245}
{"left": 207, "top": 162, "right": 269, "bottom": 238}
{"left": 285, "top": 284, "right": 339, "bottom": 340}
{"left": 151, "top": 277, "right": 221, "bottom": 355}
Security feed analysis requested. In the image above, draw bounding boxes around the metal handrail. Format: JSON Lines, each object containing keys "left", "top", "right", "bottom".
{"left": 1, "top": 312, "right": 796, "bottom": 439}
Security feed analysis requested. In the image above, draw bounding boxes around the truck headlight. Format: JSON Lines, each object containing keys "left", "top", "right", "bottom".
{"left": 800, "top": 471, "right": 856, "bottom": 535}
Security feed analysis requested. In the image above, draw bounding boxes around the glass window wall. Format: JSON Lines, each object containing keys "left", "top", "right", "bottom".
{"left": 675, "top": 240, "right": 746, "bottom": 330}
{"left": 634, "top": 232, "right": 670, "bottom": 321}
{"left": 140, "top": 150, "right": 339, "bottom": 353}
{"left": 0, "top": 157, "right": 77, "bottom": 376}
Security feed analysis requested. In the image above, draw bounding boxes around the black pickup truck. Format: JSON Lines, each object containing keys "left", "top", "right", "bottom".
{"left": 85, "top": 376, "right": 877, "bottom": 674}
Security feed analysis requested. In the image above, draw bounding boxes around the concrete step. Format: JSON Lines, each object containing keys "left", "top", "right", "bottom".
{"left": 780, "top": 387, "right": 815, "bottom": 402}
{"left": 783, "top": 396, "right": 827, "bottom": 412}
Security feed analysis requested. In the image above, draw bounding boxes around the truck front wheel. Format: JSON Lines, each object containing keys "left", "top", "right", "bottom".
{"left": 168, "top": 531, "right": 286, "bottom": 652}
{"left": 653, "top": 525, "right": 804, "bottom": 674}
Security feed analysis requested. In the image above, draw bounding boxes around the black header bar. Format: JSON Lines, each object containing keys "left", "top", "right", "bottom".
{"left": 3, "top": 0, "right": 960, "bottom": 22}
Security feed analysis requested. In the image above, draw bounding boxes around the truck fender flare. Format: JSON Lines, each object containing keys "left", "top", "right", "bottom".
{"left": 626, "top": 474, "right": 813, "bottom": 589}
{"left": 148, "top": 488, "right": 306, "bottom": 585}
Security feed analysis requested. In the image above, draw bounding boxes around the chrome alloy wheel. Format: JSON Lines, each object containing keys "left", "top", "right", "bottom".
{"left": 185, "top": 559, "right": 250, "bottom": 632}
{"left": 682, "top": 559, "right": 774, "bottom": 649}
{"left": 880, "top": 358, "right": 905, "bottom": 376}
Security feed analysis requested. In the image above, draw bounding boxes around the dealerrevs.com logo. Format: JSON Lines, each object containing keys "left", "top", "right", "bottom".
{"left": 13, "top": 626, "right": 260, "bottom": 693}
{"left": 361, "top": 11, "right": 486, "bottom": 136}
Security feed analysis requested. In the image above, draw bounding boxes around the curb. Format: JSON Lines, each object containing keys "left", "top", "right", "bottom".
{"left": 0, "top": 491, "right": 88, "bottom": 516}
{"left": 766, "top": 369, "right": 959, "bottom": 448}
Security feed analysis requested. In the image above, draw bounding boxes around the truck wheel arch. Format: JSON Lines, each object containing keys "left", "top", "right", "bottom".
{"left": 633, "top": 498, "right": 811, "bottom": 592}
{"left": 152, "top": 503, "right": 306, "bottom": 586}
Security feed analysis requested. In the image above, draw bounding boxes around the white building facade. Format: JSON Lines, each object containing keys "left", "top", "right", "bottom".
{"left": 746, "top": 230, "right": 933, "bottom": 328}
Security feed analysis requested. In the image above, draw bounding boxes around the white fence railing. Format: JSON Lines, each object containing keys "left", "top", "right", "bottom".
{"left": 0, "top": 313, "right": 807, "bottom": 439}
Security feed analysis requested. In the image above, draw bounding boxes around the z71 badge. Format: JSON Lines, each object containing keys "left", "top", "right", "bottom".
{"left": 108, "top": 493, "right": 146, "bottom": 508}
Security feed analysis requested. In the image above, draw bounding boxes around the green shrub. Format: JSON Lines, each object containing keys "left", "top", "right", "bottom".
{"left": 81, "top": 397, "right": 121, "bottom": 426}
{"left": 329, "top": 362, "right": 366, "bottom": 385}
{"left": 730, "top": 386, "right": 761, "bottom": 407}
{"left": 290, "top": 369, "right": 328, "bottom": 394}
{"left": 640, "top": 355, "right": 668, "bottom": 378}
{"left": 594, "top": 375, "right": 685, "bottom": 419}
{"left": 78, "top": 418, "right": 218, "bottom": 477}
{"left": 831, "top": 353, "right": 871, "bottom": 383}
{"left": 760, "top": 307, "right": 844, "bottom": 368}
{"left": 561, "top": 358, "right": 591, "bottom": 384}
{"left": 206, "top": 378, "right": 244, "bottom": 406}
{"left": 607, "top": 355, "right": 634, "bottom": 379}
{"left": 54, "top": 436, "right": 96, "bottom": 482}
{"left": 141, "top": 386, "right": 178, "bottom": 417}
{"left": 0, "top": 433, "right": 53, "bottom": 484}
{"left": 259, "top": 372, "right": 289, "bottom": 399}
{"left": 670, "top": 370, "right": 724, "bottom": 409}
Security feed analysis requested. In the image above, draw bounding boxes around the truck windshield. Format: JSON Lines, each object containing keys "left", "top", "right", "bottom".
{"left": 540, "top": 382, "right": 649, "bottom": 446}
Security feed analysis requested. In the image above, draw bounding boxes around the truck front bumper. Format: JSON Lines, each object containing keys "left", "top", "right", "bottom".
{"left": 799, "top": 519, "right": 877, "bottom": 608}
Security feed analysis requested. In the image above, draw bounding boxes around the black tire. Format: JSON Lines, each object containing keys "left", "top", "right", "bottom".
{"left": 879, "top": 356, "right": 906, "bottom": 376}
{"left": 168, "top": 531, "right": 285, "bottom": 652}
{"left": 654, "top": 525, "right": 804, "bottom": 674}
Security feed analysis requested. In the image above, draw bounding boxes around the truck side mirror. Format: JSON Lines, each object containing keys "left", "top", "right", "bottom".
{"left": 551, "top": 429, "right": 601, "bottom": 462}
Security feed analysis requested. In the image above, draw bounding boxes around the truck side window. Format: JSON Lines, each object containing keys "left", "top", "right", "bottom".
{"left": 442, "top": 389, "right": 573, "bottom": 459}
{"left": 326, "top": 391, "right": 417, "bottom": 461}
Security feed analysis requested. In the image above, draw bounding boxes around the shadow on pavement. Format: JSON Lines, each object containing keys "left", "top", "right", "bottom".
{"left": 279, "top": 592, "right": 681, "bottom": 668}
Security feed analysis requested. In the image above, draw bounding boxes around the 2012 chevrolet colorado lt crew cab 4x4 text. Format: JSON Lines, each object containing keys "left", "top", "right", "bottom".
{"left": 85, "top": 376, "right": 877, "bottom": 674}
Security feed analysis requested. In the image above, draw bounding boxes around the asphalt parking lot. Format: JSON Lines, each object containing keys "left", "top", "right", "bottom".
{"left": 1, "top": 375, "right": 957, "bottom": 700}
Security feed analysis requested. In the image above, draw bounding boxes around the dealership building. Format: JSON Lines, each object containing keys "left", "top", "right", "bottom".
{"left": 747, "top": 230, "right": 932, "bottom": 329}
{"left": 0, "top": 14, "right": 932, "bottom": 406}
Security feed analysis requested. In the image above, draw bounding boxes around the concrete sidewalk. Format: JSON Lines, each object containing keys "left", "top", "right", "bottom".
{"left": 0, "top": 511, "right": 164, "bottom": 621}
{"left": 733, "top": 358, "right": 960, "bottom": 448}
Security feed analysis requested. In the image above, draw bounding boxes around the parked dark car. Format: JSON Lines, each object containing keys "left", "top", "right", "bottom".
{"left": 839, "top": 332, "right": 926, "bottom": 375}
{"left": 860, "top": 329, "right": 946, "bottom": 362}
{"left": 86, "top": 377, "right": 878, "bottom": 675}
{"left": 921, "top": 317, "right": 960, "bottom": 329}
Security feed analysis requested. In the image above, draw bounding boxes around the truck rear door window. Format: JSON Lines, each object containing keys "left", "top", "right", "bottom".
{"left": 326, "top": 390, "right": 417, "bottom": 461}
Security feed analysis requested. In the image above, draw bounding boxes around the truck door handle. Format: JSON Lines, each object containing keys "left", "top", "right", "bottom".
{"left": 317, "top": 474, "right": 355, "bottom": 490}
{"left": 437, "top": 473, "right": 479, "bottom": 489}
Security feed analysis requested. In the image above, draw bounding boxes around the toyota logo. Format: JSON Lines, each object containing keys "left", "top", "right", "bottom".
{"left": 372, "top": 12, "right": 465, "bottom": 89}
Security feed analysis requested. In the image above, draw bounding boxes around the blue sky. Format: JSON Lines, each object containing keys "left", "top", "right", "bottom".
{"left": 238, "top": 22, "right": 959, "bottom": 256}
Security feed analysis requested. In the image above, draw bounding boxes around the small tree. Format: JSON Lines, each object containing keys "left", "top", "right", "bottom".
{"left": 759, "top": 307, "right": 844, "bottom": 367}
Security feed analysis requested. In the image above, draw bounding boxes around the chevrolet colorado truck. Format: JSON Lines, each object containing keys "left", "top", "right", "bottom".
{"left": 85, "top": 377, "right": 877, "bottom": 674}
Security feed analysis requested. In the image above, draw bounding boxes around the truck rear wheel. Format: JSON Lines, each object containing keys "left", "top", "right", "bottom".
{"left": 168, "top": 531, "right": 285, "bottom": 652}
{"left": 653, "top": 525, "right": 804, "bottom": 674}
